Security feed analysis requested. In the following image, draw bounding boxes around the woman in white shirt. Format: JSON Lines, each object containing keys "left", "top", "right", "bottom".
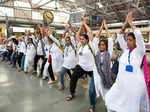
{"left": 48, "top": 35, "right": 64, "bottom": 84}
{"left": 105, "top": 12, "right": 150, "bottom": 112}
{"left": 43, "top": 34, "right": 64, "bottom": 84}
{"left": 66, "top": 17, "right": 95, "bottom": 101}
{"left": 24, "top": 38, "right": 36, "bottom": 73}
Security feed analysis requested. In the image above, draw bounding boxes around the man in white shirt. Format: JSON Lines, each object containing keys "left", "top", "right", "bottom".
{"left": 58, "top": 36, "right": 77, "bottom": 90}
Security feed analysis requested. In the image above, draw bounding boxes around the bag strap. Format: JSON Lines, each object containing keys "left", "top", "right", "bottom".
{"left": 70, "top": 43, "right": 77, "bottom": 56}
{"left": 54, "top": 41, "right": 64, "bottom": 53}
{"left": 87, "top": 43, "right": 96, "bottom": 57}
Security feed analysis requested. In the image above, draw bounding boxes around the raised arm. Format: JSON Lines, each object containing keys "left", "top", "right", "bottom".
{"left": 119, "top": 13, "right": 129, "bottom": 34}
{"left": 127, "top": 12, "right": 136, "bottom": 31}
{"left": 103, "top": 20, "right": 111, "bottom": 38}
{"left": 82, "top": 17, "right": 93, "bottom": 41}
{"left": 128, "top": 12, "right": 145, "bottom": 55}
{"left": 76, "top": 23, "right": 84, "bottom": 42}
{"left": 63, "top": 26, "right": 69, "bottom": 38}
{"left": 68, "top": 22, "right": 76, "bottom": 34}
{"left": 95, "top": 20, "right": 103, "bottom": 38}
{"left": 102, "top": 20, "right": 114, "bottom": 57}
{"left": 116, "top": 13, "right": 129, "bottom": 51}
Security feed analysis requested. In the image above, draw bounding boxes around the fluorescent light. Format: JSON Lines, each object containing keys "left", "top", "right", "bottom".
{"left": 68, "top": 0, "right": 75, "bottom": 2}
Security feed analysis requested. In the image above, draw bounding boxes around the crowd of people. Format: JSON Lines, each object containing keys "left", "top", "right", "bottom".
{"left": 0, "top": 12, "right": 149, "bottom": 112}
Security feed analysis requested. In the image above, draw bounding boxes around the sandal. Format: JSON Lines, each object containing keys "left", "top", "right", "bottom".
{"left": 58, "top": 85, "right": 65, "bottom": 91}
{"left": 66, "top": 95, "right": 74, "bottom": 101}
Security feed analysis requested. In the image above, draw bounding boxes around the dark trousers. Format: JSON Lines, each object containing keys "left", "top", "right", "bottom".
{"left": 10, "top": 52, "right": 16, "bottom": 66}
{"left": 70, "top": 65, "right": 93, "bottom": 95}
{"left": 8, "top": 49, "right": 13, "bottom": 61}
{"left": 40, "top": 58, "right": 47, "bottom": 76}
{"left": 16, "top": 53, "right": 24, "bottom": 67}
{"left": 33, "top": 55, "right": 45, "bottom": 71}
{"left": 48, "top": 62, "right": 55, "bottom": 81}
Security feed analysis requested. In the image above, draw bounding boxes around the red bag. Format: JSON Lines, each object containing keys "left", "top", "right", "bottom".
{"left": 48, "top": 55, "right": 51, "bottom": 63}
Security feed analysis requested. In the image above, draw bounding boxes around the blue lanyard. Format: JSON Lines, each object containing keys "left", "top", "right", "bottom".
{"left": 128, "top": 50, "right": 133, "bottom": 65}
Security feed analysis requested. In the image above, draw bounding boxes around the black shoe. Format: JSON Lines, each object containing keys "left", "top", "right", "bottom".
{"left": 24, "top": 72, "right": 28, "bottom": 74}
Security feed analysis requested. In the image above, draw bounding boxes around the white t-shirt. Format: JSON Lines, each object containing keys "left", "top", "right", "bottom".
{"left": 20, "top": 41, "right": 27, "bottom": 54}
{"left": 78, "top": 41, "right": 95, "bottom": 71}
{"left": 63, "top": 45, "right": 77, "bottom": 69}
{"left": 26, "top": 43, "right": 36, "bottom": 57}
{"left": 36, "top": 39, "right": 45, "bottom": 56}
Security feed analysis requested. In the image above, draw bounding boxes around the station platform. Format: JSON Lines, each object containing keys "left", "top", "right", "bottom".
{"left": 0, "top": 62, "right": 106, "bottom": 112}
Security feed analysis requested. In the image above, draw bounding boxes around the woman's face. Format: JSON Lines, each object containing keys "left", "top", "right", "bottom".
{"left": 80, "top": 36, "right": 88, "bottom": 45}
{"left": 127, "top": 36, "right": 136, "bottom": 49}
{"left": 65, "top": 38, "right": 71, "bottom": 46}
{"left": 99, "top": 41, "right": 107, "bottom": 52}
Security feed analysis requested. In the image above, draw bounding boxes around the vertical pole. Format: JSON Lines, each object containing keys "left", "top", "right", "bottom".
{"left": 5, "top": 15, "right": 9, "bottom": 38}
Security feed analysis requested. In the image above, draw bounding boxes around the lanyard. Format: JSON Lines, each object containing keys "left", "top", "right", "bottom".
{"left": 80, "top": 45, "right": 85, "bottom": 53}
{"left": 99, "top": 52, "right": 105, "bottom": 65}
{"left": 66, "top": 47, "right": 69, "bottom": 55}
{"left": 128, "top": 50, "right": 134, "bottom": 65}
